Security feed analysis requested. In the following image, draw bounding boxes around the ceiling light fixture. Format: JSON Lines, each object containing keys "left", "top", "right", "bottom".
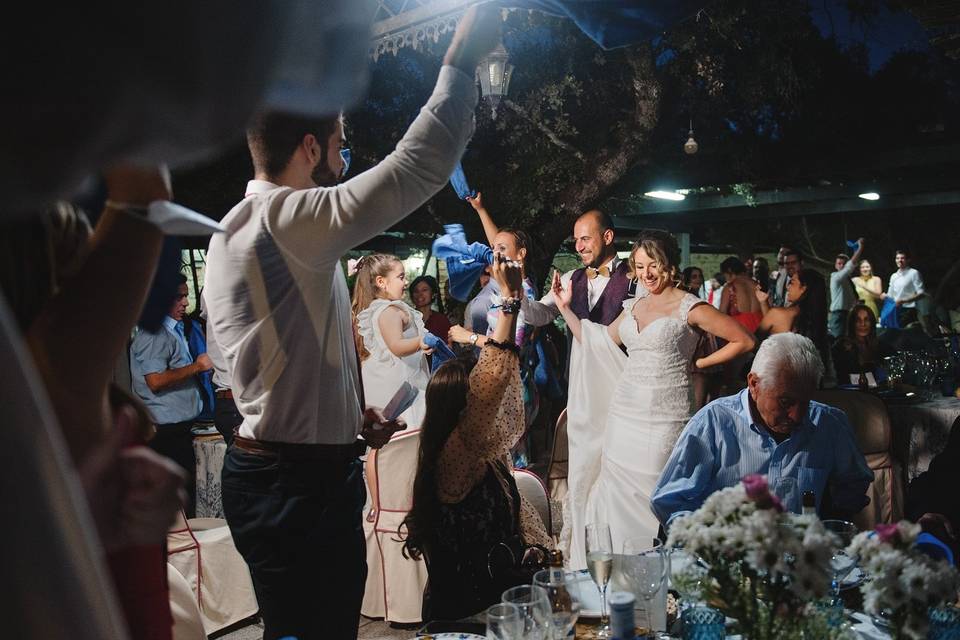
{"left": 644, "top": 190, "right": 686, "bottom": 201}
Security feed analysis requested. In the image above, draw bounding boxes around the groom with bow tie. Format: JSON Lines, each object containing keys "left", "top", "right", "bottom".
{"left": 522, "top": 209, "right": 633, "bottom": 328}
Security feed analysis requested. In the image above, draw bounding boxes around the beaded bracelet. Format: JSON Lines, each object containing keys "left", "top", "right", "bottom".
{"left": 485, "top": 338, "right": 520, "bottom": 353}
{"left": 493, "top": 297, "right": 522, "bottom": 315}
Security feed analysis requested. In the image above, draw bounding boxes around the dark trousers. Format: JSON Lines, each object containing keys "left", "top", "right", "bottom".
{"left": 828, "top": 310, "right": 848, "bottom": 338}
{"left": 214, "top": 394, "right": 242, "bottom": 445}
{"left": 897, "top": 306, "right": 919, "bottom": 327}
{"left": 150, "top": 420, "right": 196, "bottom": 517}
{"left": 221, "top": 448, "right": 366, "bottom": 640}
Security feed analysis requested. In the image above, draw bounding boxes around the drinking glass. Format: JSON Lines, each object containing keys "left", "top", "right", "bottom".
{"left": 822, "top": 519, "right": 859, "bottom": 597}
{"left": 773, "top": 477, "right": 798, "bottom": 513}
{"left": 585, "top": 523, "right": 614, "bottom": 639}
{"left": 681, "top": 606, "right": 725, "bottom": 640}
{"left": 487, "top": 602, "right": 523, "bottom": 640}
{"left": 532, "top": 568, "right": 581, "bottom": 640}
{"left": 502, "top": 584, "right": 551, "bottom": 640}
{"left": 622, "top": 537, "right": 667, "bottom": 638}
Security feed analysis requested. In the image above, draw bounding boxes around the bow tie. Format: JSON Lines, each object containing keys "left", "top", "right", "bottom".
{"left": 586, "top": 265, "right": 611, "bottom": 280}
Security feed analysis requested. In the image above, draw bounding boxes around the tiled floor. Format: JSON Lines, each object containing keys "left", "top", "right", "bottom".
{"left": 216, "top": 616, "right": 414, "bottom": 639}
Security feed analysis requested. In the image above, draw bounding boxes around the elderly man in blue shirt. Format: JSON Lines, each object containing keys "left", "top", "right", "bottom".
{"left": 130, "top": 273, "right": 212, "bottom": 515}
{"left": 652, "top": 332, "right": 873, "bottom": 530}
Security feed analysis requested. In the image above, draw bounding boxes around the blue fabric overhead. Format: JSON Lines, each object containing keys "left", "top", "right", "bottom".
{"left": 504, "top": 0, "right": 703, "bottom": 49}
{"left": 432, "top": 224, "right": 494, "bottom": 302}
{"left": 449, "top": 161, "right": 477, "bottom": 199}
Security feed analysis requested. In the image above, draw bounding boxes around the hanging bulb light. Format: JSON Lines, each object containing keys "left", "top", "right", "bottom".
{"left": 684, "top": 118, "right": 699, "bottom": 155}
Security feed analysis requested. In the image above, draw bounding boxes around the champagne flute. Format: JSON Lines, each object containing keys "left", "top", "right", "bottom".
{"left": 585, "top": 523, "right": 614, "bottom": 639}
{"left": 533, "top": 568, "right": 581, "bottom": 639}
{"left": 823, "top": 519, "right": 859, "bottom": 598}
{"left": 623, "top": 537, "right": 667, "bottom": 639}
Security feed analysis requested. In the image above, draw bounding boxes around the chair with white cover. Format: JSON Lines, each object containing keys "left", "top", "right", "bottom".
{"left": 813, "top": 389, "right": 905, "bottom": 530}
{"left": 167, "top": 509, "right": 259, "bottom": 635}
{"left": 167, "top": 562, "right": 206, "bottom": 640}
{"left": 546, "top": 409, "right": 568, "bottom": 503}
{"left": 361, "top": 428, "right": 428, "bottom": 624}
{"left": 512, "top": 467, "right": 552, "bottom": 536}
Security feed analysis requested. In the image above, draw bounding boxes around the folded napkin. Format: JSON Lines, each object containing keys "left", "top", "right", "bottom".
{"left": 423, "top": 332, "right": 458, "bottom": 373}
{"left": 432, "top": 224, "right": 494, "bottom": 302}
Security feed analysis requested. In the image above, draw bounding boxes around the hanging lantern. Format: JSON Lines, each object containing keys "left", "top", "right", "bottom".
{"left": 684, "top": 120, "right": 699, "bottom": 155}
{"left": 477, "top": 40, "right": 513, "bottom": 119}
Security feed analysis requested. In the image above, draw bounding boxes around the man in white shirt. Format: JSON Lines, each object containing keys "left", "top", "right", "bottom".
{"left": 828, "top": 238, "right": 865, "bottom": 338}
{"left": 202, "top": 9, "right": 499, "bottom": 638}
{"left": 884, "top": 249, "right": 926, "bottom": 327}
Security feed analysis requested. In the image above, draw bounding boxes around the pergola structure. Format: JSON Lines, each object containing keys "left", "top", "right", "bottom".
{"left": 370, "top": 0, "right": 484, "bottom": 61}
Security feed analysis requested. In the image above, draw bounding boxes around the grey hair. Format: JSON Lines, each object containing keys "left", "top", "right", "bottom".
{"left": 750, "top": 333, "right": 824, "bottom": 388}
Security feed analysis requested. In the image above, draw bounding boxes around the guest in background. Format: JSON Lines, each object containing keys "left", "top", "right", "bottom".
{"left": 681, "top": 266, "right": 706, "bottom": 298}
{"left": 883, "top": 249, "right": 926, "bottom": 327}
{"left": 752, "top": 257, "right": 770, "bottom": 293}
{"left": 402, "top": 256, "right": 551, "bottom": 621}
{"left": 719, "top": 256, "right": 764, "bottom": 333}
{"left": 770, "top": 245, "right": 799, "bottom": 308}
{"left": 130, "top": 274, "right": 212, "bottom": 515}
{"left": 652, "top": 333, "right": 872, "bottom": 528}
{"left": 707, "top": 272, "right": 725, "bottom": 308}
{"left": 831, "top": 304, "right": 890, "bottom": 383}
{"left": 758, "top": 268, "right": 830, "bottom": 371}
{"left": 852, "top": 259, "right": 883, "bottom": 319}
{"left": 906, "top": 416, "right": 960, "bottom": 564}
{"left": 464, "top": 265, "right": 493, "bottom": 338}
{"left": 411, "top": 275, "right": 452, "bottom": 340}
{"left": 828, "top": 239, "right": 865, "bottom": 339}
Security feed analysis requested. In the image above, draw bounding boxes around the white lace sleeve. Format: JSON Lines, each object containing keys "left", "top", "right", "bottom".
{"left": 679, "top": 292, "right": 708, "bottom": 324}
{"left": 356, "top": 299, "right": 425, "bottom": 362}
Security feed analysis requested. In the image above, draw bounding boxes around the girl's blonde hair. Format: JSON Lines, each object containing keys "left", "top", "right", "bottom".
{"left": 350, "top": 253, "right": 403, "bottom": 360}
{"left": 628, "top": 229, "right": 681, "bottom": 292}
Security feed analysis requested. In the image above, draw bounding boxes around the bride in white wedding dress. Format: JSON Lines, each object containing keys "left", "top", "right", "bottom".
{"left": 554, "top": 230, "right": 755, "bottom": 567}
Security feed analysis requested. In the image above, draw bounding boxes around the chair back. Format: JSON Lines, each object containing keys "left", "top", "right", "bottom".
{"left": 167, "top": 508, "right": 199, "bottom": 555}
{"left": 812, "top": 389, "right": 904, "bottom": 528}
{"left": 369, "top": 429, "right": 421, "bottom": 513}
{"left": 512, "top": 468, "right": 551, "bottom": 534}
{"left": 546, "top": 408, "right": 568, "bottom": 502}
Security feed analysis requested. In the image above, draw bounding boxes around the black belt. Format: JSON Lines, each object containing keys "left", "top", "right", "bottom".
{"left": 232, "top": 435, "right": 365, "bottom": 461}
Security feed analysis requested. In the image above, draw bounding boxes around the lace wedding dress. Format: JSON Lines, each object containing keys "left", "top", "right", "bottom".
{"left": 563, "top": 291, "right": 705, "bottom": 567}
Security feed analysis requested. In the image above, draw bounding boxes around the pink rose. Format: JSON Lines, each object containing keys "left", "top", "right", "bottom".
{"left": 875, "top": 523, "right": 900, "bottom": 544}
{"left": 742, "top": 474, "right": 784, "bottom": 512}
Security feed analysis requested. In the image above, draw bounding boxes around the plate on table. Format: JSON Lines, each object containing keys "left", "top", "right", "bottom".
{"left": 840, "top": 566, "right": 866, "bottom": 590}
{"left": 414, "top": 634, "right": 485, "bottom": 640}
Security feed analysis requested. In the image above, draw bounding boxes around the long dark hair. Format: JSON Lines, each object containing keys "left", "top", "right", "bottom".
{"left": 846, "top": 303, "right": 879, "bottom": 356}
{"left": 794, "top": 269, "right": 829, "bottom": 357}
{"left": 401, "top": 356, "right": 477, "bottom": 560}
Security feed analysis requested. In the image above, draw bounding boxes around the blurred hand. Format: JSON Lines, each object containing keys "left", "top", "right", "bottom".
{"left": 195, "top": 353, "right": 213, "bottom": 372}
{"left": 443, "top": 3, "right": 502, "bottom": 73}
{"left": 103, "top": 164, "right": 172, "bottom": 205}
{"left": 448, "top": 324, "right": 475, "bottom": 345}
{"left": 857, "top": 237, "right": 865, "bottom": 247}
{"left": 361, "top": 407, "right": 406, "bottom": 449}
{"left": 490, "top": 251, "right": 523, "bottom": 295}
{"left": 465, "top": 192, "right": 484, "bottom": 212}
{"left": 551, "top": 270, "right": 572, "bottom": 310}
{"left": 419, "top": 339, "right": 434, "bottom": 355}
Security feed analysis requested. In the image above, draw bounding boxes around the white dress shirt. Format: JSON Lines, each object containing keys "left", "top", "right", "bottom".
{"left": 887, "top": 267, "right": 925, "bottom": 308}
{"left": 203, "top": 66, "right": 477, "bottom": 444}
{"left": 521, "top": 255, "right": 623, "bottom": 327}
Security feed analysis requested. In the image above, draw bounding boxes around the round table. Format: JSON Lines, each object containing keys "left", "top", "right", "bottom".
{"left": 886, "top": 395, "right": 960, "bottom": 481}
{"left": 193, "top": 434, "right": 227, "bottom": 518}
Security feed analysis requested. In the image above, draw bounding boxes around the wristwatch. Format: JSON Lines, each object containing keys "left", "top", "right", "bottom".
{"left": 469, "top": 333, "right": 479, "bottom": 345}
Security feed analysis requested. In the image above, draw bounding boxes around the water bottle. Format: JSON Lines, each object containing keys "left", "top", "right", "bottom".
{"left": 609, "top": 591, "right": 636, "bottom": 639}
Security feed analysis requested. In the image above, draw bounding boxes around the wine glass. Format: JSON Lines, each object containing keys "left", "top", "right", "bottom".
{"left": 623, "top": 537, "right": 667, "bottom": 639}
{"left": 585, "top": 523, "right": 614, "bottom": 638}
{"left": 487, "top": 602, "right": 523, "bottom": 640}
{"left": 533, "top": 568, "right": 581, "bottom": 640}
{"left": 502, "top": 584, "right": 551, "bottom": 640}
{"left": 822, "top": 519, "right": 859, "bottom": 598}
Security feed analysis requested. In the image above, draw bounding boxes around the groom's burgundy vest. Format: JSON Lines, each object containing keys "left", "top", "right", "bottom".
{"left": 569, "top": 261, "right": 632, "bottom": 325}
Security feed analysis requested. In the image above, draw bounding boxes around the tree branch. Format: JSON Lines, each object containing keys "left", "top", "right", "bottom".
{"left": 502, "top": 99, "right": 586, "bottom": 162}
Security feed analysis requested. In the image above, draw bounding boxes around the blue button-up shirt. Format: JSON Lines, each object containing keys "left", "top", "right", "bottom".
{"left": 651, "top": 389, "right": 873, "bottom": 528}
{"left": 129, "top": 316, "right": 201, "bottom": 425}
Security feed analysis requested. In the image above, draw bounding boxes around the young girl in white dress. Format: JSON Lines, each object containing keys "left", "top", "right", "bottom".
{"left": 553, "top": 230, "right": 756, "bottom": 567}
{"left": 351, "top": 253, "right": 434, "bottom": 623}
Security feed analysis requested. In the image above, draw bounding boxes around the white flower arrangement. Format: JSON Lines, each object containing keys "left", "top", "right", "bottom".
{"left": 666, "top": 475, "right": 848, "bottom": 640}
{"left": 848, "top": 521, "right": 959, "bottom": 640}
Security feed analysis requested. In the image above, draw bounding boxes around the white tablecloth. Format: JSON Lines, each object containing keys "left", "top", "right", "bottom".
{"left": 887, "top": 396, "right": 960, "bottom": 480}
{"left": 193, "top": 435, "right": 227, "bottom": 518}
